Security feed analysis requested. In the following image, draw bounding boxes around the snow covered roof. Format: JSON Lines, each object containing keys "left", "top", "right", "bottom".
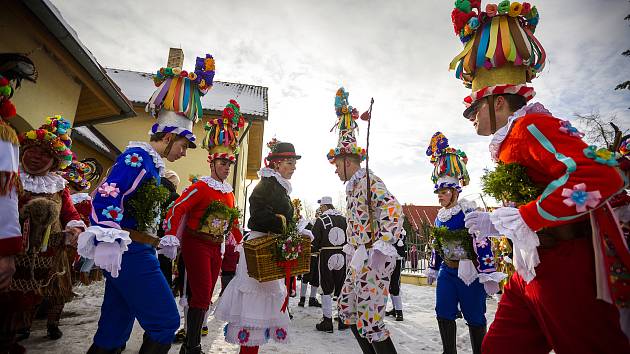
{"left": 105, "top": 68, "right": 268, "bottom": 119}
{"left": 71, "top": 126, "right": 121, "bottom": 160}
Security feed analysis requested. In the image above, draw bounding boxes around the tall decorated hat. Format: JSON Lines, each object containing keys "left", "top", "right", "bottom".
{"left": 326, "top": 87, "right": 366, "bottom": 163}
{"left": 62, "top": 157, "right": 103, "bottom": 191}
{"left": 18, "top": 115, "right": 74, "bottom": 170}
{"left": 202, "top": 99, "right": 245, "bottom": 163}
{"left": 448, "top": 0, "right": 545, "bottom": 117}
{"left": 146, "top": 54, "right": 216, "bottom": 148}
{"left": 426, "top": 131, "right": 470, "bottom": 193}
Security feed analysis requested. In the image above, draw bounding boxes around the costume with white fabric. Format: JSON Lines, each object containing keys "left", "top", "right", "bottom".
{"left": 79, "top": 54, "right": 214, "bottom": 353}
{"left": 311, "top": 199, "right": 347, "bottom": 329}
{"left": 449, "top": 2, "right": 630, "bottom": 353}
{"left": 215, "top": 141, "right": 301, "bottom": 351}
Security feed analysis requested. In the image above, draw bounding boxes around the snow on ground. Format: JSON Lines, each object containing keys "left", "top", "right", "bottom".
{"left": 22, "top": 281, "right": 498, "bottom": 353}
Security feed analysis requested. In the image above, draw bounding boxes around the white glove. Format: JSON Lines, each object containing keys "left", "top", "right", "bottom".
{"left": 484, "top": 280, "right": 501, "bottom": 295}
{"left": 157, "top": 235, "right": 179, "bottom": 260}
{"left": 94, "top": 242, "right": 123, "bottom": 278}
{"left": 464, "top": 211, "right": 499, "bottom": 240}
{"left": 368, "top": 249, "right": 388, "bottom": 271}
{"left": 300, "top": 229, "right": 314, "bottom": 241}
{"left": 427, "top": 276, "right": 436, "bottom": 285}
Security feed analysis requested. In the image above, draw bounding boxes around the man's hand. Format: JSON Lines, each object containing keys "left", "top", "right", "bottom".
{"left": 0, "top": 255, "right": 16, "bottom": 290}
{"left": 64, "top": 227, "right": 82, "bottom": 247}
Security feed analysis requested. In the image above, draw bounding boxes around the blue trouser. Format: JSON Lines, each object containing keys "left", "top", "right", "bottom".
{"left": 93, "top": 242, "right": 180, "bottom": 349}
{"left": 435, "top": 264, "right": 487, "bottom": 327}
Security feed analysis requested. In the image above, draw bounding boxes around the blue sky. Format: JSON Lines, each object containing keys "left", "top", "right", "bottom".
{"left": 50, "top": 0, "right": 630, "bottom": 211}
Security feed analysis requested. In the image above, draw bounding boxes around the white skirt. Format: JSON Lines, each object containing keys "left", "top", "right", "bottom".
{"left": 213, "top": 231, "right": 290, "bottom": 346}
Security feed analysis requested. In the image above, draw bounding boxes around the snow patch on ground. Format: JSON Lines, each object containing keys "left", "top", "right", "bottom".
{"left": 22, "top": 282, "right": 497, "bottom": 353}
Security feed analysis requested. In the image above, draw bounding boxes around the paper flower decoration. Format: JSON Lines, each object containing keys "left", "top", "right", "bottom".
{"left": 98, "top": 182, "right": 120, "bottom": 198}
{"left": 559, "top": 120, "right": 585, "bottom": 138}
{"left": 124, "top": 153, "right": 143, "bottom": 168}
{"left": 482, "top": 255, "right": 495, "bottom": 267}
{"left": 275, "top": 328, "right": 287, "bottom": 340}
{"left": 237, "top": 328, "right": 250, "bottom": 344}
{"left": 561, "top": 183, "right": 602, "bottom": 213}
{"left": 583, "top": 146, "right": 618, "bottom": 166}
{"left": 102, "top": 205, "right": 123, "bottom": 222}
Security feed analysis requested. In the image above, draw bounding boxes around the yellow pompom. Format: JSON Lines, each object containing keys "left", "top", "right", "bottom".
{"left": 508, "top": 2, "right": 522, "bottom": 17}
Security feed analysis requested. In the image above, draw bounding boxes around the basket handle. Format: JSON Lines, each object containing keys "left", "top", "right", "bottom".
{"left": 275, "top": 214, "right": 287, "bottom": 234}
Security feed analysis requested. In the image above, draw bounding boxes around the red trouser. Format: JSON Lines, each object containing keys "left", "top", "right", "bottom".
{"left": 483, "top": 237, "right": 630, "bottom": 354}
{"left": 181, "top": 235, "right": 222, "bottom": 310}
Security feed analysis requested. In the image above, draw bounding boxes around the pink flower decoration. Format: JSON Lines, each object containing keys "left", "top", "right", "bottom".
{"left": 561, "top": 183, "right": 602, "bottom": 212}
{"left": 559, "top": 120, "right": 585, "bottom": 138}
{"left": 98, "top": 182, "right": 120, "bottom": 198}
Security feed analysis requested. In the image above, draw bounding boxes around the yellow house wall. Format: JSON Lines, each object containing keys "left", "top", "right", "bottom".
{"left": 94, "top": 108, "right": 257, "bottom": 214}
{"left": 0, "top": 4, "right": 82, "bottom": 128}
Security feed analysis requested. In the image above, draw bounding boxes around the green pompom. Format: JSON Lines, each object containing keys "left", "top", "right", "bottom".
{"left": 498, "top": 0, "right": 510, "bottom": 14}
{"left": 455, "top": 0, "right": 471, "bottom": 13}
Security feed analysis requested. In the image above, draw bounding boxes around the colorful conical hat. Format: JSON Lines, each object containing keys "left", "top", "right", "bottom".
{"left": 326, "top": 87, "right": 366, "bottom": 163}
{"left": 202, "top": 99, "right": 245, "bottom": 163}
{"left": 426, "top": 131, "right": 469, "bottom": 193}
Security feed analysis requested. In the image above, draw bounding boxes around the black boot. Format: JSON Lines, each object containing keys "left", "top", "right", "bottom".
{"left": 468, "top": 325, "right": 486, "bottom": 354}
{"left": 337, "top": 317, "right": 349, "bottom": 331}
{"left": 308, "top": 297, "right": 321, "bottom": 307}
{"left": 315, "top": 317, "right": 333, "bottom": 333}
{"left": 371, "top": 337, "right": 398, "bottom": 354}
{"left": 47, "top": 324, "right": 63, "bottom": 340}
{"left": 139, "top": 333, "right": 171, "bottom": 354}
{"left": 350, "top": 325, "right": 376, "bottom": 354}
{"left": 298, "top": 296, "right": 306, "bottom": 307}
{"left": 14, "top": 329, "right": 29, "bottom": 342}
{"left": 86, "top": 344, "right": 123, "bottom": 354}
{"left": 384, "top": 309, "right": 395, "bottom": 317}
{"left": 179, "top": 308, "right": 206, "bottom": 354}
{"left": 394, "top": 310, "right": 403, "bottom": 322}
{"left": 437, "top": 318, "right": 457, "bottom": 354}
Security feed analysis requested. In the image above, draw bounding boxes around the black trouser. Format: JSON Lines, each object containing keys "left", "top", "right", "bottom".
{"left": 301, "top": 255, "right": 320, "bottom": 286}
{"left": 389, "top": 259, "right": 402, "bottom": 296}
{"left": 158, "top": 253, "right": 173, "bottom": 288}
{"left": 319, "top": 250, "right": 346, "bottom": 297}
{"left": 220, "top": 271, "right": 235, "bottom": 296}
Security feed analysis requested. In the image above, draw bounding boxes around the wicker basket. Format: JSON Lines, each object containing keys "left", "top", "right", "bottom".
{"left": 244, "top": 234, "right": 311, "bottom": 282}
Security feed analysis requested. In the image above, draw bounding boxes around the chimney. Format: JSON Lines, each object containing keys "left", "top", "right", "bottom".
{"left": 167, "top": 48, "right": 184, "bottom": 69}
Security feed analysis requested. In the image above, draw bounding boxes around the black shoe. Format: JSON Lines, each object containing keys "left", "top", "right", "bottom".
{"left": 308, "top": 297, "right": 321, "bottom": 307}
{"left": 298, "top": 296, "right": 306, "bottom": 307}
{"left": 371, "top": 337, "right": 398, "bottom": 354}
{"left": 14, "top": 329, "right": 30, "bottom": 342}
{"left": 173, "top": 328, "right": 186, "bottom": 343}
{"left": 394, "top": 310, "right": 403, "bottom": 322}
{"left": 385, "top": 309, "right": 395, "bottom": 317}
{"left": 468, "top": 325, "right": 486, "bottom": 354}
{"left": 87, "top": 344, "right": 123, "bottom": 354}
{"left": 437, "top": 318, "right": 457, "bottom": 354}
{"left": 139, "top": 333, "right": 171, "bottom": 354}
{"left": 46, "top": 324, "right": 63, "bottom": 340}
{"left": 179, "top": 308, "right": 205, "bottom": 354}
{"left": 288, "top": 309, "right": 294, "bottom": 320}
{"left": 337, "top": 317, "right": 350, "bottom": 331}
{"left": 350, "top": 325, "right": 376, "bottom": 354}
{"left": 316, "top": 317, "right": 333, "bottom": 333}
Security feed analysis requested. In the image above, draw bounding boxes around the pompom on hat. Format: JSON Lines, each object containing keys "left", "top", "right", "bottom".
{"left": 146, "top": 53, "right": 216, "bottom": 148}
{"left": 426, "top": 131, "right": 470, "bottom": 193}
{"left": 326, "top": 87, "right": 366, "bottom": 164}
{"left": 203, "top": 99, "right": 245, "bottom": 163}
{"left": 19, "top": 115, "right": 74, "bottom": 170}
{"left": 448, "top": 1, "right": 545, "bottom": 118}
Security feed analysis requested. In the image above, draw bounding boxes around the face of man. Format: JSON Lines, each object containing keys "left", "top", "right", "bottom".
{"left": 436, "top": 188, "right": 457, "bottom": 208}
{"left": 211, "top": 158, "right": 233, "bottom": 181}
{"left": 22, "top": 145, "right": 55, "bottom": 175}
{"left": 275, "top": 159, "right": 297, "bottom": 179}
{"left": 334, "top": 158, "right": 350, "bottom": 182}
{"left": 467, "top": 97, "right": 493, "bottom": 136}
{"left": 164, "top": 135, "right": 189, "bottom": 162}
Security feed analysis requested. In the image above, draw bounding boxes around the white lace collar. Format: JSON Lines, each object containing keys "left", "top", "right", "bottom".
{"left": 125, "top": 141, "right": 166, "bottom": 177}
{"left": 489, "top": 102, "right": 551, "bottom": 162}
{"left": 322, "top": 208, "right": 343, "bottom": 217}
{"left": 258, "top": 167, "right": 292, "bottom": 194}
{"left": 20, "top": 171, "right": 67, "bottom": 194}
{"left": 199, "top": 176, "right": 233, "bottom": 193}
{"left": 71, "top": 192, "right": 91, "bottom": 204}
{"left": 345, "top": 168, "right": 368, "bottom": 194}
{"left": 437, "top": 204, "right": 463, "bottom": 222}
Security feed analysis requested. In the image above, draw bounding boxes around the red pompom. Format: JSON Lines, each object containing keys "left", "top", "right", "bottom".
{"left": 223, "top": 107, "right": 235, "bottom": 119}
{"left": 0, "top": 77, "right": 8, "bottom": 87}
{"left": 0, "top": 98, "right": 16, "bottom": 119}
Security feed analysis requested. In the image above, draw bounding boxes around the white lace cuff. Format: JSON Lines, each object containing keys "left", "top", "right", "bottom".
{"left": 372, "top": 240, "right": 399, "bottom": 258}
{"left": 65, "top": 219, "right": 87, "bottom": 230}
{"left": 77, "top": 226, "right": 132, "bottom": 260}
{"left": 478, "top": 271, "right": 508, "bottom": 284}
{"left": 490, "top": 207, "right": 540, "bottom": 283}
{"left": 423, "top": 268, "right": 438, "bottom": 278}
{"left": 159, "top": 235, "right": 180, "bottom": 248}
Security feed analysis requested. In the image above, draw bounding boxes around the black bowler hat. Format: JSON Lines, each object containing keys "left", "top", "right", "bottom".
{"left": 265, "top": 140, "right": 301, "bottom": 161}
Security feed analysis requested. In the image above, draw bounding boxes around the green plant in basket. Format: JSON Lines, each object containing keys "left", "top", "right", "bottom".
{"left": 276, "top": 222, "right": 303, "bottom": 261}
{"left": 199, "top": 201, "right": 241, "bottom": 235}
{"left": 128, "top": 178, "right": 169, "bottom": 232}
